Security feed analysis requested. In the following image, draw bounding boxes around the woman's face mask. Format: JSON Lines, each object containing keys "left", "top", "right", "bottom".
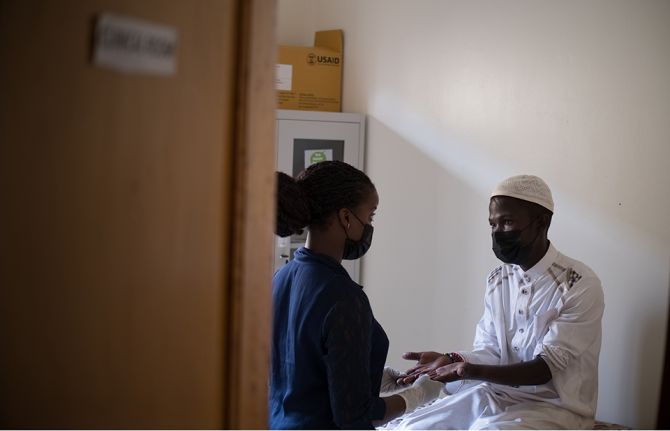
{"left": 491, "top": 220, "right": 539, "bottom": 264}
{"left": 342, "top": 210, "right": 374, "bottom": 260}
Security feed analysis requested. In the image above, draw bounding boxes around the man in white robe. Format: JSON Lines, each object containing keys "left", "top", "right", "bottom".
{"left": 383, "top": 175, "right": 604, "bottom": 430}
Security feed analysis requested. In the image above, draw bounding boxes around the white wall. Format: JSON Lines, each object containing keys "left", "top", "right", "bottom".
{"left": 277, "top": 1, "right": 670, "bottom": 428}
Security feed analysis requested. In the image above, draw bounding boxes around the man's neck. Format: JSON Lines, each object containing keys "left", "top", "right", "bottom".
{"left": 519, "top": 239, "right": 550, "bottom": 272}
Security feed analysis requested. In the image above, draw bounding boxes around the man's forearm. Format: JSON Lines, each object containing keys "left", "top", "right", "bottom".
{"left": 464, "top": 356, "right": 552, "bottom": 386}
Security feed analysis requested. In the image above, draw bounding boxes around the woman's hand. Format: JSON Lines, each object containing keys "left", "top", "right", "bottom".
{"left": 380, "top": 366, "right": 408, "bottom": 394}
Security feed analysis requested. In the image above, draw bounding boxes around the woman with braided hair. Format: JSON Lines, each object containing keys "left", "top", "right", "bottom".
{"left": 270, "top": 161, "right": 442, "bottom": 430}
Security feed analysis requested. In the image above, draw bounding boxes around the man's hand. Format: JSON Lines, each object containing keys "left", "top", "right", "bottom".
{"left": 429, "top": 361, "right": 468, "bottom": 382}
{"left": 397, "top": 351, "right": 452, "bottom": 385}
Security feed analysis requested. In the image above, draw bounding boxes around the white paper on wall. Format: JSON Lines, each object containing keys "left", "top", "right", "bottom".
{"left": 276, "top": 64, "right": 293, "bottom": 91}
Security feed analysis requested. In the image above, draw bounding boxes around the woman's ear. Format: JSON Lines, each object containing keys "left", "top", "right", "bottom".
{"left": 337, "top": 208, "right": 351, "bottom": 230}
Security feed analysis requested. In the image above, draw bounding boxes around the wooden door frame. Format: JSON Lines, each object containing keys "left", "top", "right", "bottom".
{"left": 226, "top": 0, "right": 276, "bottom": 428}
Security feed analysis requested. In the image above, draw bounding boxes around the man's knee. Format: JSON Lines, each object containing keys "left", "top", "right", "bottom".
{"left": 472, "top": 419, "right": 535, "bottom": 430}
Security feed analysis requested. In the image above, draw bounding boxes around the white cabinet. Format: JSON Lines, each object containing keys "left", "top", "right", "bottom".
{"left": 275, "top": 109, "right": 366, "bottom": 282}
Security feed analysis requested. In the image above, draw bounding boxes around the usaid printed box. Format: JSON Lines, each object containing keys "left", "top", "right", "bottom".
{"left": 276, "top": 30, "right": 343, "bottom": 112}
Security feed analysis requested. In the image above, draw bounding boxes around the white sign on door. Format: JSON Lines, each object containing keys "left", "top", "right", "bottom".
{"left": 93, "top": 12, "right": 178, "bottom": 75}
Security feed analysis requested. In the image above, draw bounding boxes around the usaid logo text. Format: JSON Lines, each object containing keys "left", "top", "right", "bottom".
{"left": 306, "top": 53, "right": 340, "bottom": 65}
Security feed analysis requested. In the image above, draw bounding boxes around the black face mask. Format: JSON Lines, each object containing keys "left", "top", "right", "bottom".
{"left": 342, "top": 211, "right": 374, "bottom": 260}
{"left": 491, "top": 220, "right": 539, "bottom": 265}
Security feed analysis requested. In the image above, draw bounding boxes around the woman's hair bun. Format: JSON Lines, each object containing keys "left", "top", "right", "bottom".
{"left": 275, "top": 172, "right": 311, "bottom": 237}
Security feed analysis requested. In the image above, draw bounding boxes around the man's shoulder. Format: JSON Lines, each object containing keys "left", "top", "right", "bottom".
{"left": 548, "top": 250, "right": 605, "bottom": 319}
{"left": 486, "top": 263, "right": 517, "bottom": 287}
{"left": 487, "top": 265, "right": 504, "bottom": 284}
{"left": 548, "top": 252, "right": 602, "bottom": 297}
{"left": 550, "top": 249, "right": 602, "bottom": 291}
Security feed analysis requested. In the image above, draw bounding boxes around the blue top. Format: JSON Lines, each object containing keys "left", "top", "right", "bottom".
{"left": 269, "top": 247, "right": 389, "bottom": 429}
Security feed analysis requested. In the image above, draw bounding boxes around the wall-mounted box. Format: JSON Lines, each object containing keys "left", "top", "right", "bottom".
{"left": 276, "top": 30, "right": 342, "bottom": 112}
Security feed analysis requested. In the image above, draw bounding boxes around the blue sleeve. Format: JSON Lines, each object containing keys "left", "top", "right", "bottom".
{"left": 322, "top": 291, "right": 385, "bottom": 429}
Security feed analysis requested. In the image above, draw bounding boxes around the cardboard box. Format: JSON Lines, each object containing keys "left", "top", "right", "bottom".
{"left": 276, "top": 30, "right": 343, "bottom": 112}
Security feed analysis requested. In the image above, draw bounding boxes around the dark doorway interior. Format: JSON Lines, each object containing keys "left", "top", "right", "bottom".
{"left": 657, "top": 290, "right": 670, "bottom": 428}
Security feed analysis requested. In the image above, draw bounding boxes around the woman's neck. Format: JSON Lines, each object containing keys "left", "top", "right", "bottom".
{"left": 305, "top": 228, "right": 345, "bottom": 263}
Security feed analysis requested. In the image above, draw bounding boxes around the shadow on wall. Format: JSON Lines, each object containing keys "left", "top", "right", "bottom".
{"left": 364, "top": 94, "right": 669, "bottom": 428}
{"left": 368, "top": 92, "right": 507, "bottom": 199}
{"left": 362, "top": 115, "right": 501, "bottom": 371}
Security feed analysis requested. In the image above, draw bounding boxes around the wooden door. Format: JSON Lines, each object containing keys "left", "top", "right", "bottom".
{"left": 0, "top": 0, "right": 275, "bottom": 428}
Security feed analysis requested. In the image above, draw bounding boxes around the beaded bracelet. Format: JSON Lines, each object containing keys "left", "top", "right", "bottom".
{"left": 445, "top": 352, "right": 464, "bottom": 363}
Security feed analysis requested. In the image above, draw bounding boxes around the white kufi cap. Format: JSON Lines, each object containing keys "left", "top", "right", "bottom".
{"left": 491, "top": 175, "right": 554, "bottom": 212}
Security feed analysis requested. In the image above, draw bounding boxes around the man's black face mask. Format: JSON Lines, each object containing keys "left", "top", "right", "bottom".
{"left": 491, "top": 220, "right": 539, "bottom": 265}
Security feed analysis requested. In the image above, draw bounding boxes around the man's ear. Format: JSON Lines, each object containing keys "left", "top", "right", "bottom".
{"left": 538, "top": 213, "right": 552, "bottom": 232}
{"left": 337, "top": 208, "right": 351, "bottom": 230}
